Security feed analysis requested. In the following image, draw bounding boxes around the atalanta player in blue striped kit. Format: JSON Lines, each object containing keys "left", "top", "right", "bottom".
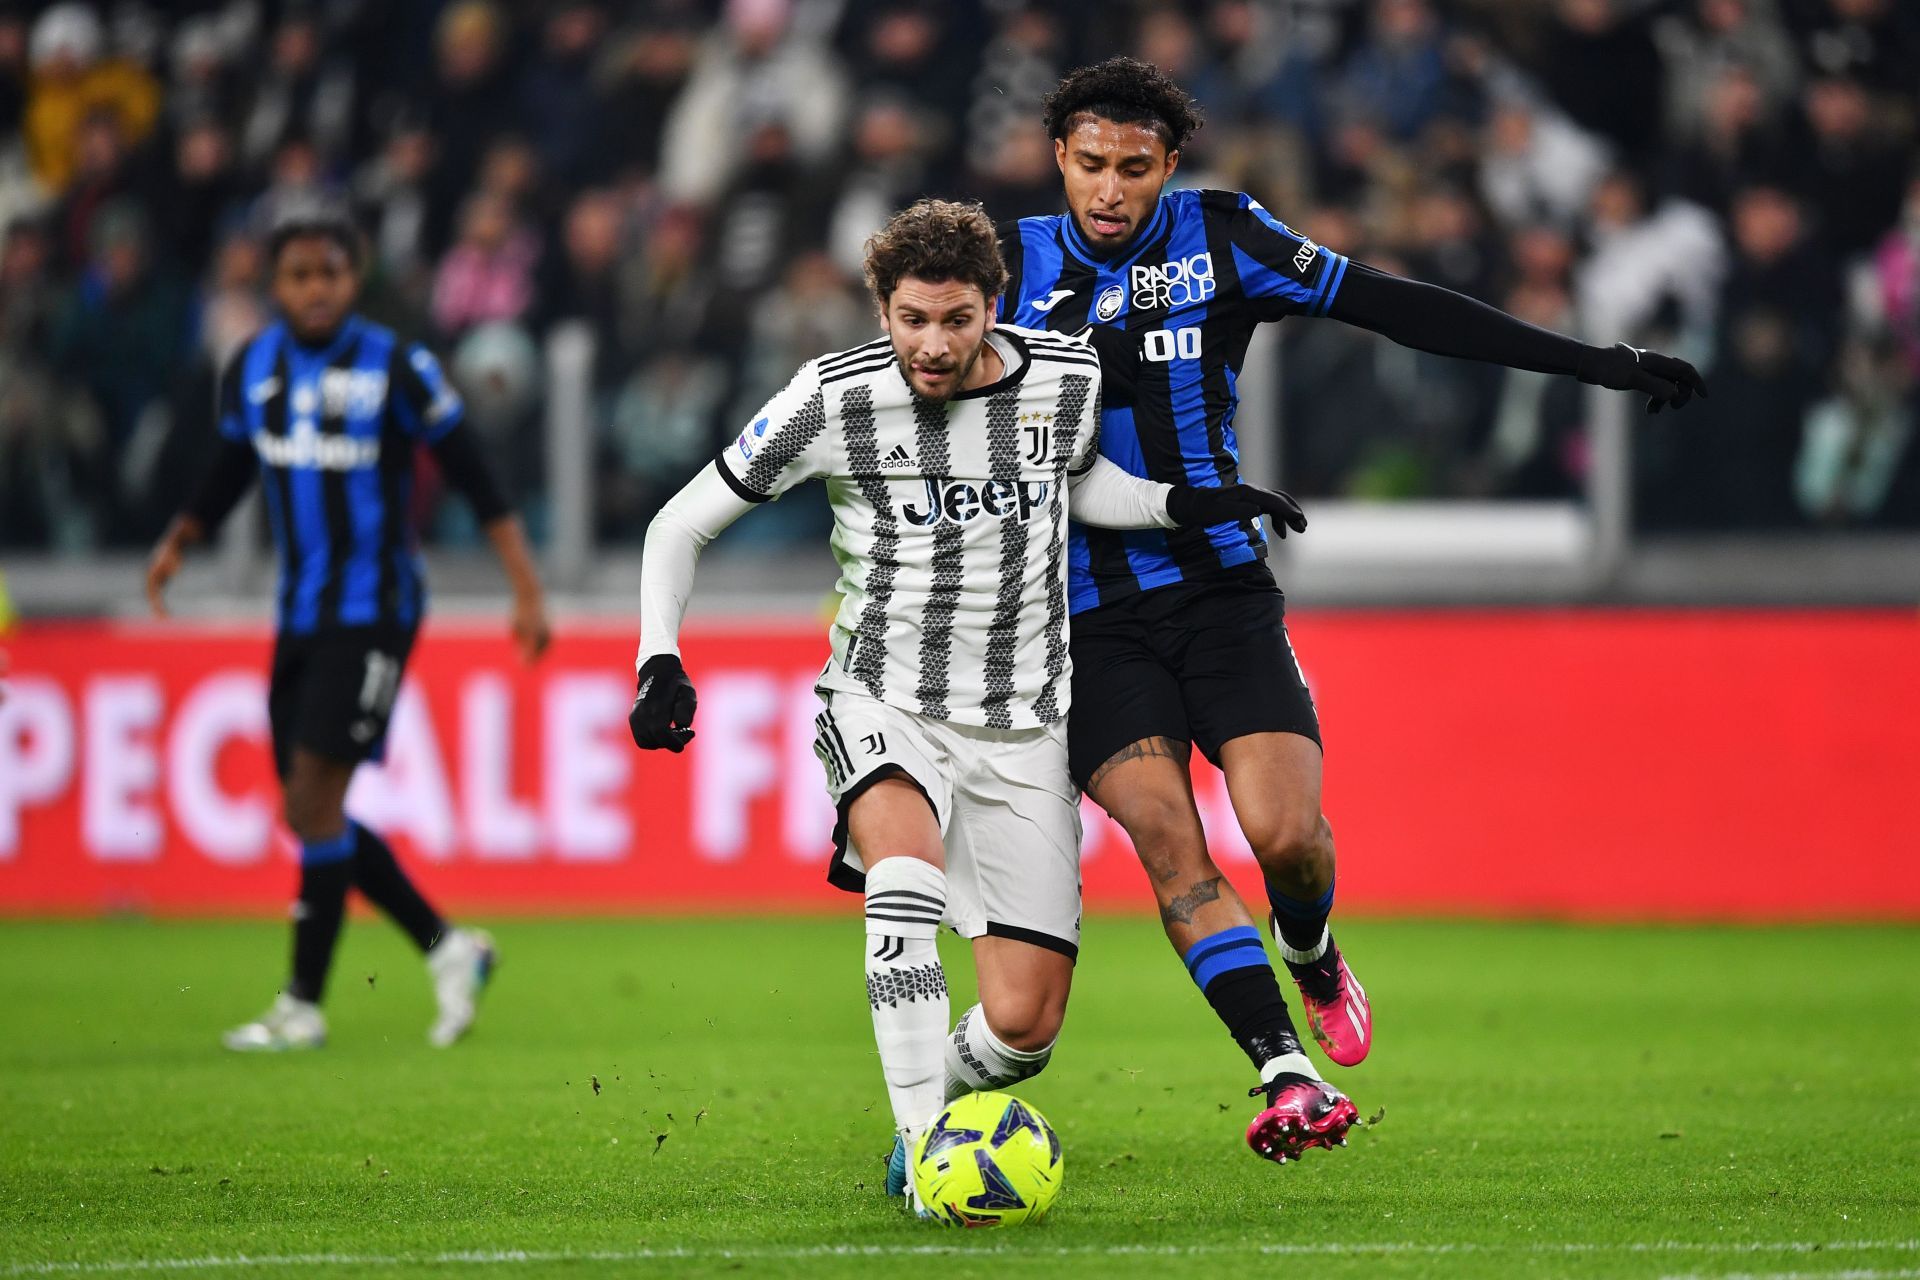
{"left": 146, "top": 210, "right": 551, "bottom": 1052}
{"left": 1001, "top": 59, "right": 1707, "bottom": 1163}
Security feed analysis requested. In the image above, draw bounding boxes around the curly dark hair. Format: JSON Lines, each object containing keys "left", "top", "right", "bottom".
{"left": 863, "top": 198, "right": 1009, "bottom": 304}
{"left": 267, "top": 205, "right": 362, "bottom": 268}
{"left": 1042, "top": 56, "right": 1204, "bottom": 151}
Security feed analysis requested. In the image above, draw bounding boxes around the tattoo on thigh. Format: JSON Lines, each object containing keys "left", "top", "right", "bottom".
{"left": 1087, "top": 736, "right": 1189, "bottom": 796}
{"left": 1161, "top": 875, "right": 1223, "bottom": 926}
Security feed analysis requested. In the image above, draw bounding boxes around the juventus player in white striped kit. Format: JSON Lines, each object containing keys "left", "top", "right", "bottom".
{"left": 628, "top": 201, "right": 1307, "bottom": 1207}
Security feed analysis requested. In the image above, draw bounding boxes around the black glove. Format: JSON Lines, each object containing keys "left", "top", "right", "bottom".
{"left": 630, "top": 654, "right": 697, "bottom": 752}
{"left": 1577, "top": 341, "right": 1710, "bottom": 415}
{"left": 1165, "top": 483, "right": 1308, "bottom": 536}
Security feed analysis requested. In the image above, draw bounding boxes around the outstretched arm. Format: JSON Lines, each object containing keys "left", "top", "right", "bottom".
{"left": 1324, "top": 262, "right": 1708, "bottom": 413}
{"left": 629, "top": 462, "right": 758, "bottom": 752}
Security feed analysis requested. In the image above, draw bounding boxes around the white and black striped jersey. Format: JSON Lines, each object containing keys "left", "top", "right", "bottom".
{"left": 714, "top": 325, "right": 1104, "bottom": 729}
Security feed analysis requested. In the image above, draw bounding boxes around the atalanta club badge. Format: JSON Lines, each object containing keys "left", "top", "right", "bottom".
{"left": 1095, "top": 285, "right": 1124, "bottom": 321}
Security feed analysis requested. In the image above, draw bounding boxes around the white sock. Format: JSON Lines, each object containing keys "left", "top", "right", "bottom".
{"left": 1259, "top": 1051, "right": 1322, "bottom": 1085}
{"left": 1277, "top": 923, "right": 1331, "bottom": 965}
{"left": 864, "top": 857, "right": 950, "bottom": 1140}
{"left": 944, "top": 1003, "right": 1054, "bottom": 1102}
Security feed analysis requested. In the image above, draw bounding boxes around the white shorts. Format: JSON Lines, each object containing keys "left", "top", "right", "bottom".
{"left": 814, "top": 688, "right": 1083, "bottom": 960}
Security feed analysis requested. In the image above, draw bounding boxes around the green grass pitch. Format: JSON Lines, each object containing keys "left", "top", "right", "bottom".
{"left": 2, "top": 916, "right": 1916, "bottom": 1278}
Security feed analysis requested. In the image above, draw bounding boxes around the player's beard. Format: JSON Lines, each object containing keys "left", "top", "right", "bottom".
{"left": 898, "top": 339, "right": 985, "bottom": 406}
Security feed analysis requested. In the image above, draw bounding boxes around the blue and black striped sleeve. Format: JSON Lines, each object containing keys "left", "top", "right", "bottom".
{"left": 1223, "top": 193, "right": 1350, "bottom": 320}
{"left": 391, "top": 342, "right": 466, "bottom": 443}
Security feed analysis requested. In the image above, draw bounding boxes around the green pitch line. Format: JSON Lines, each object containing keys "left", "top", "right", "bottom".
{"left": 1, "top": 918, "right": 1915, "bottom": 1279}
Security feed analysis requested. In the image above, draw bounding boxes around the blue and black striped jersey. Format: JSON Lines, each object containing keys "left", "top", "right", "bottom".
{"left": 218, "top": 315, "right": 465, "bottom": 634}
{"left": 1000, "top": 188, "right": 1349, "bottom": 614}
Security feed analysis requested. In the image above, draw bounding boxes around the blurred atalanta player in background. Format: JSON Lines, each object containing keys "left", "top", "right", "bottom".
{"left": 1001, "top": 58, "right": 1707, "bottom": 1162}
{"left": 146, "top": 209, "right": 551, "bottom": 1052}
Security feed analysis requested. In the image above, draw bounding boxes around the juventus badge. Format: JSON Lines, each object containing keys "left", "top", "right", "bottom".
{"left": 1022, "top": 421, "right": 1050, "bottom": 465}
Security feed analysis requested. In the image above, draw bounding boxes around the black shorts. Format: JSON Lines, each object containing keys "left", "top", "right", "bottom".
{"left": 268, "top": 625, "right": 417, "bottom": 779}
{"left": 1067, "top": 563, "right": 1320, "bottom": 788}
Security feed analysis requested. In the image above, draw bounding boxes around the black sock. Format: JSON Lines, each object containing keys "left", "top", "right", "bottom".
{"left": 1269, "top": 880, "right": 1341, "bottom": 1002}
{"left": 1181, "top": 926, "right": 1305, "bottom": 1071}
{"left": 350, "top": 823, "right": 446, "bottom": 952}
{"left": 288, "top": 851, "right": 353, "bottom": 1003}
{"left": 1203, "top": 966, "right": 1306, "bottom": 1070}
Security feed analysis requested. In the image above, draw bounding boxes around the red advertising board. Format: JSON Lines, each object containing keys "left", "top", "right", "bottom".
{"left": 1, "top": 612, "right": 1915, "bottom": 919}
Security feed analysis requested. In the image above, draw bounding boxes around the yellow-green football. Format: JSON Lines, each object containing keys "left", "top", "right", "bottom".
{"left": 910, "top": 1091, "right": 1062, "bottom": 1226}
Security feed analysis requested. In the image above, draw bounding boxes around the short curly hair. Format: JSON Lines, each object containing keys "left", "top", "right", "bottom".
{"left": 863, "top": 198, "right": 1009, "bottom": 305}
{"left": 1042, "top": 56, "right": 1204, "bottom": 151}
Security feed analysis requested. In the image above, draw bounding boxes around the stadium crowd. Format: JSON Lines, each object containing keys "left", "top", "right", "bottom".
{"left": 1, "top": 0, "right": 1917, "bottom": 552}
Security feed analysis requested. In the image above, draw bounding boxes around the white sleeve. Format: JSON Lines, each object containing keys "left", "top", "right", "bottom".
{"left": 636, "top": 462, "right": 758, "bottom": 666}
{"left": 1067, "top": 455, "right": 1177, "bottom": 530}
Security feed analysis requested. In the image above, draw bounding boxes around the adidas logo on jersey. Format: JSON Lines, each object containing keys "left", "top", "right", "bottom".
{"left": 881, "top": 444, "right": 913, "bottom": 469}
{"left": 901, "top": 477, "right": 1051, "bottom": 528}
{"left": 1131, "top": 251, "right": 1216, "bottom": 311}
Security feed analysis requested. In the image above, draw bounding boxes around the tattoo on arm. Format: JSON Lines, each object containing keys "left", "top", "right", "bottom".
{"left": 1086, "top": 735, "right": 1190, "bottom": 797}
{"left": 1161, "top": 875, "right": 1224, "bottom": 926}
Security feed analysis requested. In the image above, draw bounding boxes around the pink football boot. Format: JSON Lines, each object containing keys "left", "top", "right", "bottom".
{"left": 1288, "top": 933, "right": 1373, "bottom": 1067}
{"left": 1245, "top": 1076, "right": 1359, "bottom": 1164}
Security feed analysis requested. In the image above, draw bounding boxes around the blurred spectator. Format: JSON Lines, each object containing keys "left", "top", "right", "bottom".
{"left": 841, "top": 3, "right": 975, "bottom": 168}
{"left": 1661, "top": 62, "right": 1795, "bottom": 217}
{"left": 1337, "top": 0, "right": 1452, "bottom": 143}
{"left": 1873, "top": 176, "right": 1920, "bottom": 383}
{"left": 591, "top": 19, "right": 699, "bottom": 179}
{"left": 1660, "top": 0, "right": 1803, "bottom": 146}
{"left": 826, "top": 94, "right": 933, "bottom": 279}
{"left": 1783, "top": 0, "right": 1920, "bottom": 95}
{"left": 46, "top": 200, "right": 187, "bottom": 541}
{"left": 421, "top": 1, "right": 519, "bottom": 212}
{"left": 50, "top": 108, "right": 131, "bottom": 269}
{"left": 162, "top": 16, "right": 240, "bottom": 135}
{"left": 1795, "top": 332, "right": 1919, "bottom": 526}
{"left": 23, "top": 3, "right": 158, "bottom": 194}
{"left": 965, "top": 8, "right": 1062, "bottom": 175}
{"left": 197, "top": 227, "right": 268, "bottom": 368}
{"left": 353, "top": 119, "right": 441, "bottom": 289}
{"left": 731, "top": 249, "right": 871, "bottom": 427}
{"left": 660, "top": 0, "right": 849, "bottom": 206}
{"left": 1793, "top": 74, "right": 1910, "bottom": 259}
{"left": 239, "top": 10, "right": 355, "bottom": 174}
{"left": 432, "top": 190, "right": 539, "bottom": 338}
{"left": 518, "top": 3, "right": 607, "bottom": 189}
{"left": 1576, "top": 168, "right": 1726, "bottom": 350}
{"left": 1537, "top": 0, "right": 1665, "bottom": 155}
{"left": 707, "top": 120, "right": 826, "bottom": 298}
{"left": 155, "top": 117, "right": 240, "bottom": 281}
{"left": 1478, "top": 97, "right": 1610, "bottom": 230}
{"left": 531, "top": 188, "right": 629, "bottom": 388}
{"left": 601, "top": 350, "right": 729, "bottom": 534}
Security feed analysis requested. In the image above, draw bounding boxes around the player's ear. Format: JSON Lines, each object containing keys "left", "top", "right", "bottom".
{"left": 1053, "top": 137, "right": 1067, "bottom": 174}
{"left": 984, "top": 297, "right": 998, "bottom": 330}
{"left": 1164, "top": 147, "right": 1180, "bottom": 181}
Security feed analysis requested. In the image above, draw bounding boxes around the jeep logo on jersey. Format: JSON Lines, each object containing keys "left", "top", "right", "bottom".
{"left": 1130, "top": 252, "right": 1215, "bottom": 311}
{"left": 1095, "top": 284, "right": 1124, "bottom": 321}
{"left": 253, "top": 426, "right": 381, "bottom": 471}
{"left": 901, "top": 478, "right": 1050, "bottom": 527}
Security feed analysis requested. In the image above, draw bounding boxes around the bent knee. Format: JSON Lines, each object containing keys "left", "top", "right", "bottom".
{"left": 983, "top": 993, "right": 1066, "bottom": 1054}
{"left": 1245, "top": 813, "right": 1334, "bottom": 875}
